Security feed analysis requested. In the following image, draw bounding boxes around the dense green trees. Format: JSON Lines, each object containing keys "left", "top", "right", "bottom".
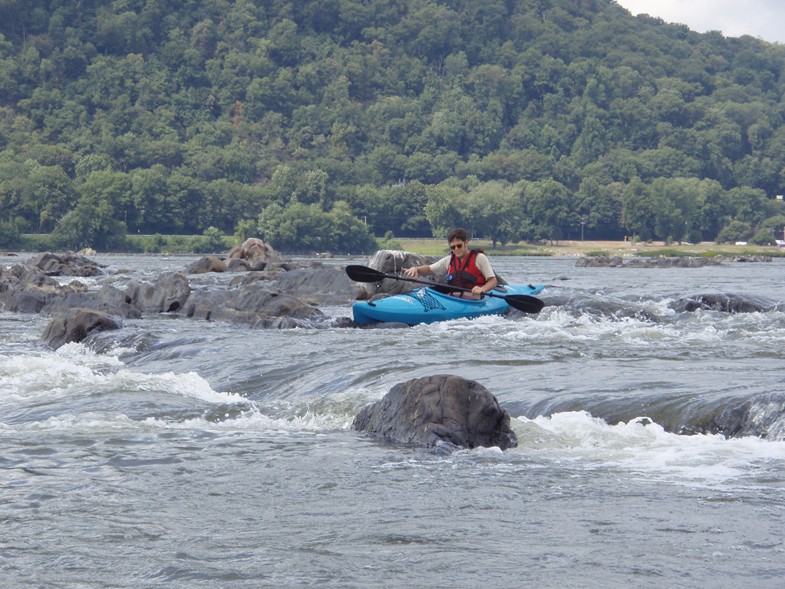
{"left": 1, "top": 0, "right": 785, "bottom": 251}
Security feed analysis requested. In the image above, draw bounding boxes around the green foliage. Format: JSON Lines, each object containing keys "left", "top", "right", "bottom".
{"left": 2, "top": 0, "right": 785, "bottom": 249}
{"left": 257, "top": 200, "right": 377, "bottom": 253}
{"left": 377, "top": 230, "right": 402, "bottom": 251}
{"left": 191, "top": 226, "right": 230, "bottom": 253}
{"left": 52, "top": 193, "right": 127, "bottom": 251}
{"left": 716, "top": 220, "right": 752, "bottom": 244}
{"left": 0, "top": 220, "right": 21, "bottom": 248}
{"left": 234, "top": 219, "right": 258, "bottom": 243}
{"left": 749, "top": 228, "right": 776, "bottom": 245}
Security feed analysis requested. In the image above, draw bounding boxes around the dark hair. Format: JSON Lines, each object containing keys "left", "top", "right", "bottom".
{"left": 447, "top": 227, "right": 469, "bottom": 242}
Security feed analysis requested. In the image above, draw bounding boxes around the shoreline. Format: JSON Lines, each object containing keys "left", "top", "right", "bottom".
{"left": 400, "top": 239, "right": 785, "bottom": 258}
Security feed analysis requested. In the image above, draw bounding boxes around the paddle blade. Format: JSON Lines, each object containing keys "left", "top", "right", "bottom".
{"left": 345, "top": 265, "right": 387, "bottom": 283}
{"left": 504, "top": 294, "right": 545, "bottom": 314}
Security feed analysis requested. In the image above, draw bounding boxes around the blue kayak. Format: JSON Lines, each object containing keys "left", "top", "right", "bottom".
{"left": 352, "top": 284, "right": 545, "bottom": 326}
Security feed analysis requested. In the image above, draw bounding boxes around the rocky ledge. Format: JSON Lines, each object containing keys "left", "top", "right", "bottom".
{"left": 576, "top": 254, "right": 772, "bottom": 268}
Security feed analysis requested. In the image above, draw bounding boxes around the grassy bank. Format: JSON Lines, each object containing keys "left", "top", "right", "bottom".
{"left": 10, "top": 234, "right": 785, "bottom": 258}
{"left": 398, "top": 238, "right": 785, "bottom": 258}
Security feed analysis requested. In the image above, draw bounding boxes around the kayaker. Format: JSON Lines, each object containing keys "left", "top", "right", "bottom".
{"left": 404, "top": 227, "right": 498, "bottom": 298}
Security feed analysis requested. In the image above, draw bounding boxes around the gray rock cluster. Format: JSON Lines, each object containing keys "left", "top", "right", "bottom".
{"left": 0, "top": 239, "right": 370, "bottom": 348}
{"left": 576, "top": 254, "right": 772, "bottom": 268}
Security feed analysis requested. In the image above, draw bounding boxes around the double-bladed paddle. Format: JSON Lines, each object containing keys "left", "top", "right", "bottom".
{"left": 345, "top": 265, "right": 544, "bottom": 314}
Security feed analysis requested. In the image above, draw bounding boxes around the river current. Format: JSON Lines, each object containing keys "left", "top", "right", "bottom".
{"left": 1, "top": 253, "right": 784, "bottom": 588}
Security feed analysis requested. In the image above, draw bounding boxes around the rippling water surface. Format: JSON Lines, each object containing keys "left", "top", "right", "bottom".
{"left": 1, "top": 254, "right": 784, "bottom": 588}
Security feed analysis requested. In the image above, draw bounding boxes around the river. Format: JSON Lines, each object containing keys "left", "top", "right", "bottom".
{"left": 1, "top": 253, "right": 783, "bottom": 588}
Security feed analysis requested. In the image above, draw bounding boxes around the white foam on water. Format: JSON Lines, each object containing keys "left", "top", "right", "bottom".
{"left": 1, "top": 341, "right": 373, "bottom": 435}
{"left": 0, "top": 342, "right": 245, "bottom": 406}
{"left": 0, "top": 344, "right": 123, "bottom": 401}
{"left": 514, "top": 410, "right": 785, "bottom": 488}
{"left": 0, "top": 399, "right": 357, "bottom": 436}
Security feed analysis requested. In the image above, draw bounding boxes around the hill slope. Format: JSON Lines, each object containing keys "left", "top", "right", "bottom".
{"left": 1, "top": 0, "right": 784, "bottom": 250}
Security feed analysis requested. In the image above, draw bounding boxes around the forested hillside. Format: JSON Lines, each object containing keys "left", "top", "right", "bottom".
{"left": 2, "top": 0, "right": 785, "bottom": 251}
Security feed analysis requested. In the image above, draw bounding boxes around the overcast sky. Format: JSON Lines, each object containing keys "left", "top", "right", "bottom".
{"left": 615, "top": 0, "right": 785, "bottom": 44}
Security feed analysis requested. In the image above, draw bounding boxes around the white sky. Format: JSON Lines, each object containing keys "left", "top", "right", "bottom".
{"left": 615, "top": 0, "right": 785, "bottom": 44}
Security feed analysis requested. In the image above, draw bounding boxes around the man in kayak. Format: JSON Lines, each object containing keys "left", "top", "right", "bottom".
{"left": 404, "top": 227, "right": 498, "bottom": 298}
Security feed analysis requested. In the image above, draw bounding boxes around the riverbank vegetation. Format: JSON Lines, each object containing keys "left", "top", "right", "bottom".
{"left": 2, "top": 0, "right": 785, "bottom": 253}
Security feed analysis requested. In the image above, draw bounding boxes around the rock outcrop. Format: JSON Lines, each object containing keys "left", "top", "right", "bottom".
{"left": 359, "top": 249, "right": 435, "bottom": 299}
{"left": 576, "top": 254, "right": 771, "bottom": 268}
{"left": 670, "top": 293, "right": 778, "bottom": 313}
{"left": 353, "top": 375, "right": 518, "bottom": 451}
{"left": 41, "top": 308, "right": 122, "bottom": 348}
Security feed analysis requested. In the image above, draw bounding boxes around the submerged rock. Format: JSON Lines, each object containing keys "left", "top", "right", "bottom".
{"left": 671, "top": 293, "right": 778, "bottom": 313}
{"left": 353, "top": 374, "right": 518, "bottom": 451}
{"left": 705, "top": 394, "right": 785, "bottom": 440}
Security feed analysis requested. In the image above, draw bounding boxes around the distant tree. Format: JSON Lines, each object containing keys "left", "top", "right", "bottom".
{"left": 53, "top": 194, "right": 127, "bottom": 251}
{"left": 424, "top": 182, "right": 467, "bottom": 238}
{"left": 191, "top": 226, "right": 227, "bottom": 253}
{"left": 519, "top": 179, "right": 571, "bottom": 242}
{"left": 749, "top": 228, "right": 775, "bottom": 246}
{"left": 716, "top": 220, "right": 752, "bottom": 244}
{"left": 0, "top": 220, "right": 21, "bottom": 248}
{"left": 465, "top": 180, "right": 521, "bottom": 247}
{"left": 257, "top": 200, "right": 375, "bottom": 253}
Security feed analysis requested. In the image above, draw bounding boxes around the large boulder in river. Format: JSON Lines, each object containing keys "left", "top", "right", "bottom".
{"left": 227, "top": 238, "right": 286, "bottom": 270}
{"left": 186, "top": 255, "right": 228, "bottom": 274}
{"left": 0, "top": 264, "right": 72, "bottom": 313}
{"left": 125, "top": 271, "right": 191, "bottom": 313}
{"left": 41, "top": 308, "right": 122, "bottom": 348}
{"left": 359, "top": 249, "right": 434, "bottom": 298}
{"left": 182, "top": 281, "right": 324, "bottom": 327}
{"left": 353, "top": 375, "right": 518, "bottom": 451}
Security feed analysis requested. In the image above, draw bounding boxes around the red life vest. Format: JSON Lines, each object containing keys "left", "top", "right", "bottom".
{"left": 447, "top": 249, "right": 487, "bottom": 290}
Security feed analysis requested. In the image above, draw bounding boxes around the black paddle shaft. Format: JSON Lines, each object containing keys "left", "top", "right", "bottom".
{"left": 345, "top": 265, "right": 544, "bottom": 314}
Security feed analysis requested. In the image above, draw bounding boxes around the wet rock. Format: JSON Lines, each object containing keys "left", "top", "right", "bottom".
{"left": 182, "top": 283, "right": 324, "bottom": 327}
{"left": 2, "top": 247, "right": 398, "bottom": 334}
{"left": 226, "top": 258, "right": 252, "bottom": 272}
{"left": 708, "top": 395, "right": 785, "bottom": 440}
{"left": 575, "top": 255, "right": 624, "bottom": 267}
{"left": 576, "top": 255, "right": 723, "bottom": 268}
{"left": 576, "top": 254, "right": 772, "bottom": 269}
{"left": 359, "top": 249, "right": 435, "bottom": 298}
{"left": 353, "top": 374, "right": 518, "bottom": 451}
{"left": 186, "top": 255, "right": 228, "bottom": 274}
{"left": 0, "top": 264, "right": 70, "bottom": 313}
{"left": 68, "top": 280, "right": 89, "bottom": 293}
{"left": 671, "top": 293, "right": 777, "bottom": 313}
{"left": 41, "top": 308, "right": 122, "bottom": 349}
{"left": 125, "top": 271, "right": 191, "bottom": 313}
{"left": 227, "top": 238, "right": 285, "bottom": 270}
{"left": 27, "top": 252, "right": 105, "bottom": 276}
{"left": 273, "top": 265, "right": 364, "bottom": 304}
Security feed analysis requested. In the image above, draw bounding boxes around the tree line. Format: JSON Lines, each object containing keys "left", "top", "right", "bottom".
{"left": 1, "top": 0, "right": 785, "bottom": 252}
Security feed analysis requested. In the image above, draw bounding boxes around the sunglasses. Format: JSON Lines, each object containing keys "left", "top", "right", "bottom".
{"left": 449, "top": 243, "right": 464, "bottom": 250}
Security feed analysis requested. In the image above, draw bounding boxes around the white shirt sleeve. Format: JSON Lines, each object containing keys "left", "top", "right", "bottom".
{"left": 474, "top": 253, "right": 495, "bottom": 279}
{"left": 429, "top": 255, "right": 451, "bottom": 276}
